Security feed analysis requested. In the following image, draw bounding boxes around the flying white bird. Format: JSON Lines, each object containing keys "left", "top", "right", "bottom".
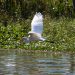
{"left": 22, "top": 12, "right": 45, "bottom": 43}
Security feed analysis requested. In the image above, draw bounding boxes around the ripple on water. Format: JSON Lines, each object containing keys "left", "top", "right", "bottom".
{"left": 0, "top": 50, "right": 75, "bottom": 75}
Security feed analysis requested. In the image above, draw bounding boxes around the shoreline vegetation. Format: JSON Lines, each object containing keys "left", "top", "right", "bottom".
{"left": 0, "top": 0, "right": 75, "bottom": 50}
{"left": 0, "top": 17, "right": 75, "bottom": 51}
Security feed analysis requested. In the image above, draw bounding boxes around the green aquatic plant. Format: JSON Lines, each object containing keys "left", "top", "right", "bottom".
{"left": 0, "top": 17, "right": 75, "bottom": 51}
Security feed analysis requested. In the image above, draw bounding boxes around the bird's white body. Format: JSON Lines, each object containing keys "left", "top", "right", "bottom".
{"left": 22, "top": 12, "right": 45, "bottom": 43}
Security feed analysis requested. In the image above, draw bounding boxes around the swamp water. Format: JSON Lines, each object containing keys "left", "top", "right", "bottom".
{"left": 0, "top": 49, "right": 75, "bottom": 75}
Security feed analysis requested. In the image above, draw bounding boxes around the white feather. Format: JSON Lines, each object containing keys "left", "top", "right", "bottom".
{"left": 28, "top": 12, "right": 45, "bottom": 41}
{"left": 22, "top": 12, "right": 45, "bottom": 43}
{"left": 29, "top": 12, "right": 43, "bottom": 35}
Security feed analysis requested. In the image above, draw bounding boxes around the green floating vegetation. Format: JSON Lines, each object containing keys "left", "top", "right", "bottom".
{"left": 0, "top": 17, "right": 75, "bottom": 51}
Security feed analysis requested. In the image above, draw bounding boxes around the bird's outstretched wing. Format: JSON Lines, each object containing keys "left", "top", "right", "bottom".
{"left": 28, "top": 12, "right": 45, "bottom": 41}
{"left": 28, "top": 12, "right": 43, "bottom": 35}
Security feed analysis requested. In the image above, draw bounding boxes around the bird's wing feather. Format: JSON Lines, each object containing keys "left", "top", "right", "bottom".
{"left": 30, "top": 12, "right": 43, "bottom": 35}
{"left": 28, "top": 32, "right": 41, "bottom": 38}
{"left": 28, "top": 32, "right": 45, "bottom": 41}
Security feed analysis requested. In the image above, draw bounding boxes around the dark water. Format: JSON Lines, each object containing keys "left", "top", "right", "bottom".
{"left": 0, "top": 49, "right": 75, "bottom": 75}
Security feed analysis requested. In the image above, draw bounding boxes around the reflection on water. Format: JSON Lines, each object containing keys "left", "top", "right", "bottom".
{"left": 0, "top": 50, "right": 75, "bottom": 75}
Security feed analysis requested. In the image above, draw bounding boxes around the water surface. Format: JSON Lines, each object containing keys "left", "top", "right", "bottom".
{"left": 0, "top": 49, "right": 75, "bottom": 75}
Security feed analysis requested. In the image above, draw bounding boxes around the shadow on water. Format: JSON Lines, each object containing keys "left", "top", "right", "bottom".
{"left": 0, "top": 49, "right": 75, "bottom": 75}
